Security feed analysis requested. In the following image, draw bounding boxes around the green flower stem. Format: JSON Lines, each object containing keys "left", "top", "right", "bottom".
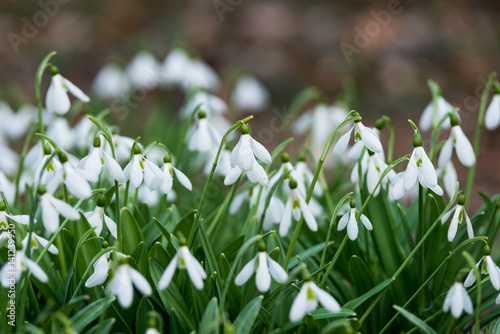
{"left": 282, "top": 112, "right": 361, "bottom": 270}
{"left": 465, "top": 72, "right": 496, "bottom": 209}
{"left": 14, "top": 124, "right": 37, "bottom": 207}
{"left": 35, "top": 51, "right": 57, "bottom": 140}
{"left": 462, "top": 251, "right": 482, "bottom": 334}
{"left": 380, "top": 236, "right": 487, "bottom": 333}
{"left": 187, "top": 116, "right": 253, "bottom": 248}
{"left": 319, "top": 234, "right": 348, "bottom": 288}
{"left": 417, "top": 184, "right": 425, "bottom": 312}
{"left": 362, "top": 182, "right": 459, "bottom": 325}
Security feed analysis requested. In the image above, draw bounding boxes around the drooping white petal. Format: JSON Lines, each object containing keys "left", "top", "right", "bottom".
{"left": 158, "top": 254, "right": 179, "bottom": 289}
{"left": 404, "top": 157, "right": 418, "bottom": 191}
{"left": 173, "top": 167, "right": 192, "bottom": 191}
{"left": 104, "top": 214, "right": 118, "bottom": 238}
{"left": 263, "top": 197, "right": 285, "bottom": 231}
{"left": 85, "top": 254, "right": 110, "bottom": 287}
{"left": 128, "top": 156, "right": 144, "bottom": 189}
{"left": 450, "top": 285, "right": 464, "bottom": 318}
{"left": 447, "top": 208, "right": 460, "bottom": 242}
{"left": 184, "top": 251, "right": 206, "bottom": 290}
{"left": 486, "top": 256, "right": 500, "bottom": 290}
{"left": 366, "top": 159, "right": 380, "bottom": 195}
{"left": 268, "top": 256, "right": 288, "bottom": 283}
{"left": 441, "top": 205, "right": 456, "bottom": 224}
{"left": 111, "top": 265, "right": 134, "bottom": 308}
{"left": 337, "top": 212, "right": 349, "bottom": 231}
{"left": 34, "top": 234, "right": 59, "bottom": 255}
{"left": 332, "top": 126, "right": 353, "bottom": 156}
{"left": 461, "top": 285, "right": 473, "bottom": 314}
{"left": 41, "top": 196, "right": 60, "bottom": 234}
{"left": 65, "top": 167, "right": 92, "bottom": 199}
{"left": 453, "top": 127, "right": 475, "bottom": 167}
{"left": 129, "top": 267, "right": 152, "bottom": 296}
{"left": 250, "top": 137, "right": 272, "bottom": 164}
{"left": 485, "top": 95, "right": 500, "bottom": 130}
{"left": 442, "top": 162, "right": 457, "bottom": 198}
{"left": 298, "top": 194, "right": 317, "bottom": 232}
{"left": 235, "top": 256, "right": 257, "bottom": 286}
{"left": 464, "top": 260, "right": 481, "bottom": 288}
{"left": 255, "top": 252, "right": 271, "bottom": 292}
{"left": 389, "top": 172, "right": 407, "bottom": 201}
{"left": 46, "top": 74, "right": 71, "bottom": 115}
{"left": 63, "top": 77, "right": 90, "bottom": 102}
{"left": 234, "top": 135, "right": 254, "bottom": 171}
{"left": 247, "top": 161, "right": 268, "bottom": 186}
{"left": 224, "top": 167, "right": 242, "bottom": 186}
{"left": 310, "top": 283, "right": 341, "bottom": 313}
{"left": 80, "top": 147, "right": 102, "bottom": 177}
{"left": 289, "top": 285, "right": 311, "bottom": 322}
{"left": 143, "top": 159, "right": 163, "bottom": 191}
{"left": 50, "top": 196, "right": 80, "bottom": 220}
{"left": 5, "top": 214, "right": 31, "bottom": 225}
{"left": 102, "top": 150, "right": 125, "bottom": 182}
{"left": 419, "top": 101, "right": 434, "bottom": 132}
{"left": 24, "top": 257, "right": 48, "bottom": 283}
{"left": 347, "top": 211, "right": 359, "bottom": 240}
{"left": 279, "top": 197, "right": 293, "bottom": 237}
{"left": 359, "top": 214, "right": 373, "bottom": 230}
{"left": 85, "top": 210, "right": 103, "bottom": 236}
{"left": 358, "top": 123, "right": 383, "bottom": 153}
{"left": 465, "top": 213, "right": 474, "bottom": 239}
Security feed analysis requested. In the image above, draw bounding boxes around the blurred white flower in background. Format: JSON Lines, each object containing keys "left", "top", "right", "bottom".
{"left": 419, "top": 95, "right": 454, "bottom": 131}
{"left": 188, "top": 111, "right": 222, "bottom": 153}
{"left": 39, "top": 185, "right": 80, "bottom": 234}
{"left": 231, "top": 74, "right": 269, "bottom": 112}
{"left": 92, "top": 63, "right": 130, "bottom": 99}
{"left": 485, "top": 93, "right": 500, "bottom": 130}
{"left": 181, "top": 91, "right": 227, "bottom": 118}
{"left": 126, "top": 50, "right": 160, "bottom": 90}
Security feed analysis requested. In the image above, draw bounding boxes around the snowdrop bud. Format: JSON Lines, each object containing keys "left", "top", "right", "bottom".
{"left": 352, "top": 111, "right": 361, "bottom": 119}
{"left": 297, "top": 152, "right": 306, "bottom": 162}
{"left": 241, "top": 124, "right": 250, "bottom": 135}
{"left": 375, "top": 118, "right": 385, "bottom": 130}
{"left": 163, "top": 152, "right": 172, "bottom": 163}
{"left": 57, "top": 150, "right": 68, "bottom": 163}
{"left": 16, "top": 242, "right": 23, "bottom": 250}
{"left": 97, "top": 194, "right": 106, "bottom": 207}
{"left": 281, "top": 152, "right": 290, "bottom": 163}
{"left": 458, "top": 194, "right": 465, "bottom": 206}
{"left": 43, "top": 144, "right": 52, "bottom": 155}
{"left": 450, "top": 113, "right": 460, "bottom": 127}
{"left": 257, "top": 241, "right": 266, "bottom": 252}
{"left": 0, "top": 201, "right": 4, "bottom": 211}
{"left": 412, "top": 132, "right": 423, "bottom": 148}
{"left": 50, "top": 65, "right": 59, "bottom": 76}
{"left": 484, "top": 245, "right": 491, "bottom": 256}
{"left": 119, "top": 256, "right": 130, "bottom": 265}
{"left": 198, "top": 111, "right": 207, "bottom": 119}
{"left": 349, "top": 200, "right": 356, "bottom": 208}
{"left": 102, "top": 240, "right": 109, "bottom": 248}
{"left": 38, "top": 184, "right": 47, "bottom": 195}
{"left": 133, "top": 144, "right": 141, "bottom": 155}
{"left": 178, "top": 233, "right": 187, "bottom": 246}
{"left": 289, "top": 178, "right": 298, "bottom": 190}
{"left": 93, "top": 135, "right": 101, "bottom": 148}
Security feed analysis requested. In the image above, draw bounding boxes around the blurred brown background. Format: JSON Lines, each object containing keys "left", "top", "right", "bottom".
{"left": 1, "top": 0, "right": 499, "bottom": 205}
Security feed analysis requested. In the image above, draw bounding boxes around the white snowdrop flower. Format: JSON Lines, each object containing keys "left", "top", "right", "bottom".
{"left": 203, "top": 148, "right": 232, "bottom": 177}
{"left": 85, "top": 247, "right": 125, "bottom": 288}
{"left": 158, "top": 243, "right": 207, "bottom": 290}
{"left": 438, "top": 113, "right": 475, "bottom": 167}
{"left": 443, "top": 282, "right": 473, "bottom": 318}
{"left": 350, "top": 153, "right": 369, "bottom": 187}
{"left": 126, "top": 50, "right": 160, "bottom": 90}
{"left": 389, "top": 132, "right": 443, "bottom": 200}
{"left": 74, "top": 117, "right": 98, "bottom": 151}
{"left": 182, "top": 91, "right": 227, "bottom": 118}
{"left": 33, "top": 144, "right": 62, "bottom": 194}
{"left": 108, "top": 257, "right": 152, "bottom": 309}
{"left": 464, "top": 247, "right": 500, "bottom": 290}
{"left": 337, "top": 200, "right": 373, "bottom": 241}
{"left": 0, "top": 102, "right": 36, "bottom": 140}
{"left": 111, "top": 132, "right": 140, "bottom": 163}
{"left": 92, "top": 63, "right": 130, "bottom": 99}
{"left": 224, "top": 160, "right": 269, "bottom": 187}
{"left": 59, "top": 151, "right": 96, "bottom": 199}
{"left": 188, "top": 111, "right": 222, "bottom": 153}
{"left": 39, "top": 186, "right": 80, "bottom": 234}
{"left": 295, "top": 154, "right": 322, "bottom": 196}
{"left": 234, "top": 244, "right": 288, "bottom": 292}
{"left": 22, "top": 232, "right": 58, "bottom": 255}
{"left": 441, "top": 195, "right": 473, "bottom": 242}
{"left": 0, "top": 172, "right": 15, "bottom": 204}
{"left": 289, "top": 280, "right": 341, "bottom": 322}
{"left": 159, "top": 153, "right": 192, "bottom": 194}
{"left": 279, "top": 179, "right": 318, "bottom": 236}
{"left": 364, "top": 151, "right": 396, "bottom": 197}
{"left": 437, "top": 160, "right": 457, "bottom": 198}
{"left": 332, "top": 116, "right": 383, "bottom": 157}
{"left": 229, "top": 124, "right": 272, "bottom": 172}
{"left": 231, "top": 75, "right": 269, "bottom": 112}
{"left": 348, "top": 124, "right": 385, "bottom": 162}
{"left": 145, "top": 328, "right": 161, "bottom": 334}
{"left": 184, "top": 58, "right": 220, "bottom": 91}
{"left": 485, "top": 94, "right": 500, "bottom": 130}
{"left": 138, "top": 186, "right": 163, "bottom": 206}
{"left": 45, "top": 66, "right": 90, "bottom": 115}
{"left": 161, "top": 48, "right": 191, "bottom": 87}
{"left": 79, "top": 135, "right": 124, "bottom": 182}
{"left": 294, "top": 104, "right": 348, "bottom": 151}
{"left": 1, "top": 201, "right": 33, "bottom": 230}
{"left": 1, "top": 245, "right": 48, "bottom": 287}
{"left": 268, "top": 153, "right": 298, "bottom": 190}
{"left": 46, "top": 117, "right": 74, "bottom": 151}
{"left": 84, "top": 195, "right": 117, "bottom": 238}
{"left": 262, "top": 196, "right": 286, "bottom": 231}
{"left": 123, "top": 145, "right": 163, "bottom": 190}
{"left": 419, "top": 95, "right": 454, "bottom": 131}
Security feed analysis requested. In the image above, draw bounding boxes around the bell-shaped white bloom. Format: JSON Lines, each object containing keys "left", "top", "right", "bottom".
{"left": 1, "top": 249, "right": 48, "bottom": 287}
{"left": 279, "top": 179, "right": 318, "bottom": 236}
{"left": 289, "top": 281, "right": 341, "bottom": 322}
{"left": 182, "top": 91, "right": 227, "bottom": 118}
{"left": 485, "top": 94, "right": 500, "bottom": 130}
{"left": 33, "top": 146, "right": 63, "bottom": 194}
{"left": 92, "top": 63, "right": 130, "bottom": 99}
{"left": 419, "top": 96, "right": 454, "bottom": 131}
{"left": 235, "top": 250, "right": 288, "bottom": 292}
{"left": 443, "top": 282, "right": 473, "bottom": 318}
{"left": 229, "top": 125, "right": 272, "bottom": 171}
{"left": 184, "top": 59, "right": 220, "bottom": 91}
{"left": 40, "top": 189, "right": 80, "bottom": 234}
{"left": 332, "top": 120, "right": 383, "bottom": 156}
{"left": 231, "top": 75, "right": 269, "bottom": 112}
{"left": 390, "top": 136, "right": 443, "bottom": 200}
{"left": 84, "top": 200, "right": 117, "bottom": 238}
{"left": 438, "top": 115, "right": 475, "bottom": 167}
{"left": 123, "top": 147, "right": 163, "bottom": 190}
{"left": 79, "top": 136, "right": 124, "bottom": 182}
{"left": 45, "top": 69, "right": 90, "bottom": 115}
{"left": 294, "top": 104, "right": 348, "bottom": 150}
{"left": 348, "top": 127, "right": 385, "bottom": 162}
{"left": 357, "top": 152, "right": 395, "bottom": 197}
{"left": 0, "top": 102, "right": 36, "bottom": 140}
{"left": 295, "top": 157, "right": 322, "bottom": 196}
{"left": 108, "top": 259, "right": 152, "bottom": 309}
{"left": 159, "top": 154, "right": 192, "bottom": 194}
{"left": 60, "top": 159, "right": 96, "bottom": 199}
{"left": 188, "top": 112, "right": 222, "bottom": 153}
{"left": 437, "top": 160, "right": 457, "bottom": 198}
{"left": 464, "top": 253, "right": 500, "bottom": 290}
{"left": 262, "top": 196, "right": 286, "bottom": 231}
{"left": 126, "top": 51, "right": 160, "bottom": 90}
{"left": 85, "top": 250, "right": 125, "bottom": 288}
{"left": 111, "top": 133, "right": 139, "bottom": 163}
{"left": 441, "top": 195, "right": 473, "bottom": 242}
{"left": 158, "top": 245, "right": 207, "bottom": 290}
{"left": 161, "top": 48, "right": 191, "bottom": 87}
{"left": 22, "top": 232, "right": 58, "bottom": 255}
{"left": 204, "top": 148, "right": 232, "bottom": 177}
{"left": 46, "top": 117, "right": 75, "bottom": 151}
{"left": 225, "top": 160, "right": 269, "bottom": 186}
{"left": 338, "top": 202, "right": 373, "bottom": 240}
